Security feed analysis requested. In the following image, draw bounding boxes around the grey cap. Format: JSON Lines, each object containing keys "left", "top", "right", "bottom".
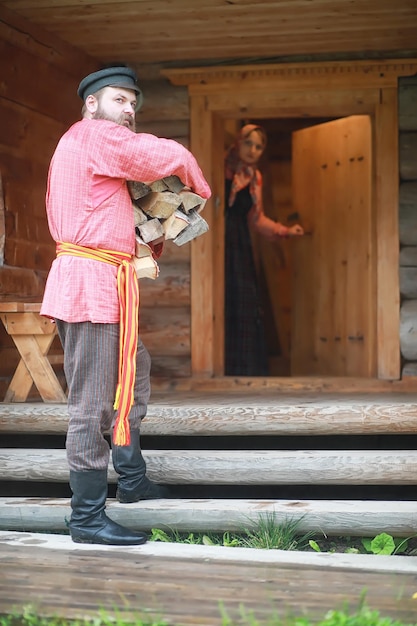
{"left": 77, "top": 66, "right": 143, "bottom": 111}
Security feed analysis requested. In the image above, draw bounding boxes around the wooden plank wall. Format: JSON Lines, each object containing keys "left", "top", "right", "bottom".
{"left": 0, "top": 6, "right": 97, "bottom": 396}
{"left": 136, "top": 78, "right": 193, "bottom": 379}
{"left": 398, "top": 77, "right": 417, "bottom": 376}
{"left": 0, "top": 5, "right": 195, "bottom": 395}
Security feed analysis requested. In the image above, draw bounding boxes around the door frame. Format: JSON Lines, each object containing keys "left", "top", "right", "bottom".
{"left": 163, "top": 59, "right": 417, "bottom": 381}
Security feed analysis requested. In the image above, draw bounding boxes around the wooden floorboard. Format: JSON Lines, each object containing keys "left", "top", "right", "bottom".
{"left": 0, "top": 532, "right": 417, "bottom": 625}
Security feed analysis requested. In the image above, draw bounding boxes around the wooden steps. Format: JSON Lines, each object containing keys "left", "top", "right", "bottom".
{"left": 1, "top": 393, "right": 417, "bottom": 435}
{"left": 1, "top": 498, "right": 417, "bottom": 537}
{"left": 1, "top": 392, "right": 417, "bottom": 537}
{"left": 2, "top": 448, "right": 417, "bottom": 485}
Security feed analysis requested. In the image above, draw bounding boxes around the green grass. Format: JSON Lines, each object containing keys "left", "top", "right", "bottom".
{"left": 1, "top": 602, "right": 417, "bottom": 626}
{"left": 150, "top": 513, "right": 315, "bottom": 551}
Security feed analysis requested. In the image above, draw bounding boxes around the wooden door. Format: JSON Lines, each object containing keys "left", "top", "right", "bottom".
{"left": 291, "top": 115, "right": 375, "bottom": 377}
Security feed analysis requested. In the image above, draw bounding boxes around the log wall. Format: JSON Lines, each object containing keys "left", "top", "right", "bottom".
{"left": 0, "top": 6, "right": 97, "bottom": 397}
{"left": 398, "top": 77, "right": 417, "bottom": 375}
{"left": 0, "top": 3, "right": 414, "bottom": 390}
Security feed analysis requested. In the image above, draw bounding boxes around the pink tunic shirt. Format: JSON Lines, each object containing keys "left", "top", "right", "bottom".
{"left": 41, "top": 118, "right": 210, "bottom": 323}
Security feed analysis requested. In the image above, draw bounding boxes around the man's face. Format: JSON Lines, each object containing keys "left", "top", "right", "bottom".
{"left": 92, "top": 86, "right": 137, "bottom": 131}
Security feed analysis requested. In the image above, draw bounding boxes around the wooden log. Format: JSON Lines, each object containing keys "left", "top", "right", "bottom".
{"left": 150, "top": 355, "right": 191, "bottom": 378}
{"left": 179, "top": 189, "right": 207, "bottom": 214}
{"left": 3, "top": 394, "right": 417, "bottom": 436}
{"left": 399, "top": 132, "right": 417, "bottom": 180}
{"left": 137, "top": 191, "right": 182, "bottom": 219}
{"left": 140, "top": 261, "right": 189, "bottom": 307}
{"left": 133, "top": 204, "right": 148, "bottom": 226}
{"left": 399, "top": 246, "right": 417, "bottom": 267}
{"left": 402, "top": 362, "right": 417, "bottom": 377}
{"left": 173, "top": 209, "right": 209, "bottom": 246}
{"left": 399, "top": 267, "right": 417, "bottom": 298}
{"left": 136, "top": 80, "right": 189, "bottom": 123}
{"left": 2, "top": 448, "right": 417, "bottom": 485}
{"left": 140, "top": 306, "right": 190, "bottom": 356}
{"left": 398, "top": 78, "right": 417, "bottom": 131}
{"left": 162, "top": 209, "right": 190, "bottom": 240}
{"left": 1, "top": 497, "right": 417, "bottom": 537}
{"left": 400, "top": 300, "right": 417, "bottom": 360}
{"left": 137, "top": 217, "right": 164, "bottom": 243}
{"left": 127, "top": 180, "right": 151, "bottom": 200}
{"left": 149, "top": 176, "right": 185, "bottom": 193}
{"left": 399, "top": 182, "right": 417, "bottom": 245}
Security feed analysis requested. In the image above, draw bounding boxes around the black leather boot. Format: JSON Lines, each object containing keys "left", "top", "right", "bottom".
{"left": 69, "top": 469, "right": 148, "bottom": 545}
{"left": 112, "top": 428, "right": 170, "bottom": 503}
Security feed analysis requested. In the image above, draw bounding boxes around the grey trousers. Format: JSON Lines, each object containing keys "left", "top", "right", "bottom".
{"left": 56, "top": 320, "right": 151, "bottom": 471}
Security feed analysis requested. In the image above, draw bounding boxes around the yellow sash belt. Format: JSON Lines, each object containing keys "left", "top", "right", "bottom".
{"left": 56, "top": 241, "right": 139, "bottom": 446}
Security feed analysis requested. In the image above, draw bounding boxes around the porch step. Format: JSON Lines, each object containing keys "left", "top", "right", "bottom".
{"left": 1, "top": 447, "right": 417, "bottom": 485}
{"left": 1, "top": 392, "right": 417, "bottom": 538}
{"left": 1, "top": 393, "right": 417, "bottom": 435}
{"left": 1, "top": 497, "right": 417, "bottom": 537}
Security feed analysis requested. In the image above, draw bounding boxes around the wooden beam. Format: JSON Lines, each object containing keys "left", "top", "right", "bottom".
{"left": 375, "top": 88, "right": 401, "bottom": 379}
{"left": 2, "top": 395, "right": 417, "bottom": 435}
{"left": 189, "top": 96, "right": 214, "bottom": 375}
{"left": 1, "top": 497, "right": 417, "bottom": 537}
{"left": 2, "top": 448, "right": 417, "bottom": 485}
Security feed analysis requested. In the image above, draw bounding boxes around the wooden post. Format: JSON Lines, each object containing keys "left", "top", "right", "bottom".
{"left": 189, "top": 94, "right": 215, "bottom": 376}
{"left": 375, "top": 88, "right": 400, "bottom": 379}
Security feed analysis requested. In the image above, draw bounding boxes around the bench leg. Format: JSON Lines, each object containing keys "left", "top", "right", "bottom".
{"left": 6, "top": 334, "right": 67, "bottom": 403}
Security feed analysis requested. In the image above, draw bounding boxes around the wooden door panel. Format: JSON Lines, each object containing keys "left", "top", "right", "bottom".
{"left": 291, "top": 116, "right": 375, "bottom": 377}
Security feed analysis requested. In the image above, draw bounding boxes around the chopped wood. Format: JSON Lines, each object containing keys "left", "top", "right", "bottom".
{"left": 137, "top": 191, "right": 182, "bottom": 219}
{"left": 135, "top": 234, "right": 153, "bottom": 259}
{"left": 173, "top": 209, "right": 209, "bottom": 246}
{"left": 132, "top": 255, "right": 159, "bottom": 280}
{"left": 133, "top": 203, "right": 148, "bottom": 226}
{"left": 179, "top": 189, "right": 207, "bottom": 214}
{"left": 163, "top": 209, "right": 190, "bottom": 240}
{"left": 128, "top": 177, "right": 209, "bottom": 249}
{"left": 127, "top": 180, "right": 151, "bottom": 200}
{"left": 137, "top": 217, "right": 164, "bottom": 243}
{"left": 149, "top": 175, "right": 185, "bottom": 193}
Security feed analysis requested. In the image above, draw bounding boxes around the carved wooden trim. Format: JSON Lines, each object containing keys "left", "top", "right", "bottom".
{"left": 163, "top": 59, "right": 417, "bottom": 88}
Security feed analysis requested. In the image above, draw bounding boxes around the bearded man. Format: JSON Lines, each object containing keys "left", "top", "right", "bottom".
{"left": 41, "top": 66, "right": 211, "bottom": 545}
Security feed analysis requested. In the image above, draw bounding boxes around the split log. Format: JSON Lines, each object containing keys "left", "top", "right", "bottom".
{"left": 133, "top": 236, "right": 159, "bottom": 280}
{"left": 128, "top": 177, "right": 209, "bottom": 248}
{"left": 163, "top": 209, "right": 190, "bottom": 240}
{"left": 149, "top": 175, "right": 185, "bottom": 193}
{"left": 178, "top": 189, "right": 207, "bottom": 213}
{"left": 127, "top": 180, "right": 151, "bottom": 200}
{"left": 133, "top": 203, "right": 148, "bottom": 226}
{"left": 137, "top": 190, "right": 181, "bottom": 219}
{"left": 173, "top": 209, "right": 209, "bottom": 246}
{"left": 137, "top": 217, "right": 164, "bottom": 243}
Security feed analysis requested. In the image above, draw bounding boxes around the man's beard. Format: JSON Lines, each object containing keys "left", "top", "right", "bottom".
{"left": 93, "top": 106, "right": 136, "bottom": 132}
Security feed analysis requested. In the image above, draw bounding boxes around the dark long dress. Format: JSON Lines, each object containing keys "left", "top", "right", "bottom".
{"left": 224, "top": 179, "right": 269, "bottom": 376}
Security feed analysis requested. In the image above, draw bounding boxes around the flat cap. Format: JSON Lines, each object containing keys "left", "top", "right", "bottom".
{"left": 77, "top": 66, "right": 143, "bottom": 111}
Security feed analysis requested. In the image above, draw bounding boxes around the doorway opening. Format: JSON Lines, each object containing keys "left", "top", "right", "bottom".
{"left": 224, "top": 115, "right": 375, "bottom": 378}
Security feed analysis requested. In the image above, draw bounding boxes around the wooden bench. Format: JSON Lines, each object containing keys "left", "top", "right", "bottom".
{"left": 0, "top": 301, "right": 66, "bottom": 403}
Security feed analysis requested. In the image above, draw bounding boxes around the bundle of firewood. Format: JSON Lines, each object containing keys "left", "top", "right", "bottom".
{"left": 128, "top": 175, "right": 209, "bottom": 279}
